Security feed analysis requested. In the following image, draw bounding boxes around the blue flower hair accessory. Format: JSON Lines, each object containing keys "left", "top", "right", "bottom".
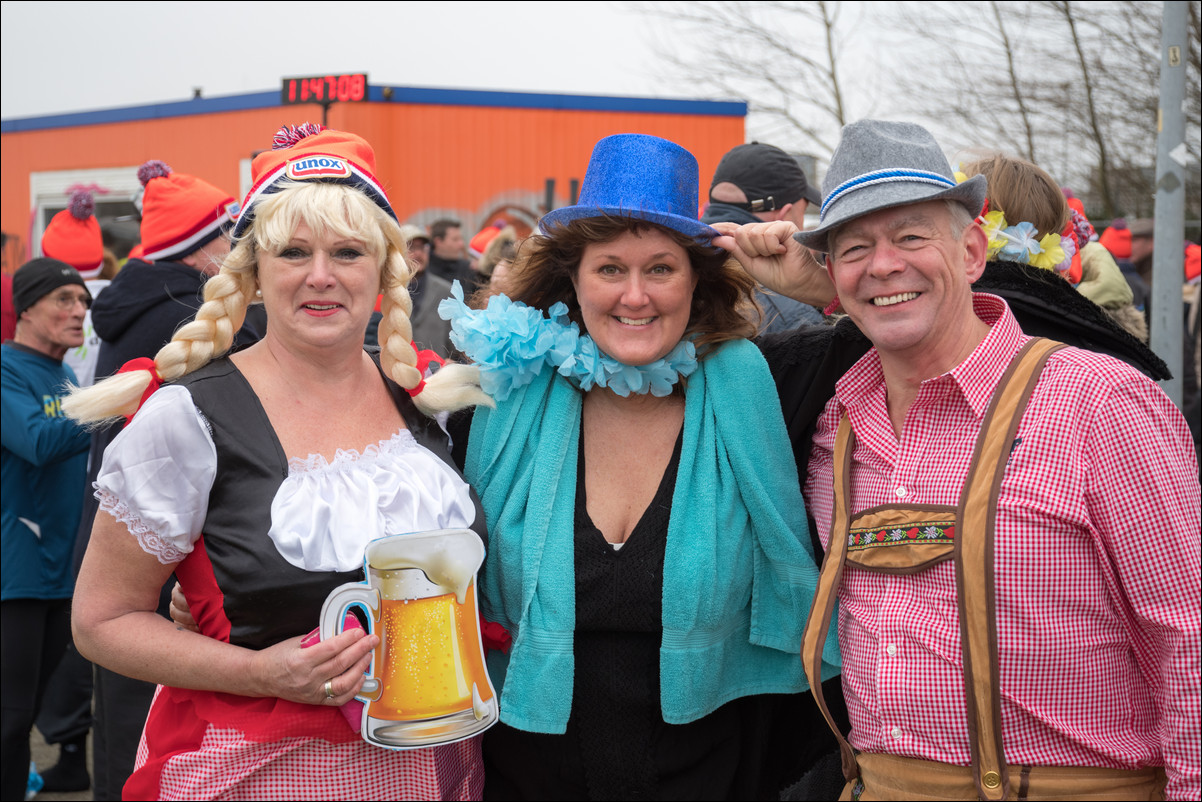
{"left": 978, "top": 210, "right": 1074, "bottom": 273}
{"left": 437, "top": 282, "right": 697, "bottom": 400}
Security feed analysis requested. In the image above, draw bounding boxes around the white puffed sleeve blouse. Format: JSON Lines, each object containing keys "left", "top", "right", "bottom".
{"left": 94, "top": 385, "right": 477, "bottom": 571}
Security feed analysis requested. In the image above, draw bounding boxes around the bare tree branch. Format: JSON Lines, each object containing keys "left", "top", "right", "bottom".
{"left": 637, "top": 0, "right": 1199, "bottom": 228}
{"left": 992, "top": 1, "right": 1039, "bottom": 160}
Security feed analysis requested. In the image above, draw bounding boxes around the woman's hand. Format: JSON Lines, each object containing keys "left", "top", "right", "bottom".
{"left": 169, "top": 583, "right": 199, "bottom": 633}
{"left": 169, "top": 581, "right": 373, "bottom": 706}
{"left": 251, "top": 627, "right": 379, "bottom": 706}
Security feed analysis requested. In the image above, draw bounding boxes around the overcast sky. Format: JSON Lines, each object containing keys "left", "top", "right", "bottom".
{"left": 1, "top": 1, "right": 687, "bottom": 119}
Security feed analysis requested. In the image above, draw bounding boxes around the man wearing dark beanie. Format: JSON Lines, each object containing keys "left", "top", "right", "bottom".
{"left": 1, "top": 258, "right": 93, "bottom": 801}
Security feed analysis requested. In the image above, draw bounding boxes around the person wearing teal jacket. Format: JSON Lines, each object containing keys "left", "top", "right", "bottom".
{"left": 440, "top": 133, "right": 839, "bottom": 800}
{"left": 1, "top": 258, "right": 92, "bottom": 801}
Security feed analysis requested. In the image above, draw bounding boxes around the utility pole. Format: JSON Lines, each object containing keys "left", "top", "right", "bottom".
{"left": 1150, "top": 0, "right": 1189, "bottom": 407}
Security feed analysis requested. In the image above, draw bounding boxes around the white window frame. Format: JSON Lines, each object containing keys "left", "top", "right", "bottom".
{"left": 29, "top": 167, "right": 142, "bottom": 256}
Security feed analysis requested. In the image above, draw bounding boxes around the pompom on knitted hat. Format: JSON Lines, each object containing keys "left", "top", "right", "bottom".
{"left": 42, "top": 190, "right": 104, "bottom": 279}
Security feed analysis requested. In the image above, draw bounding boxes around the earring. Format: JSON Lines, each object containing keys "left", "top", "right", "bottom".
{"left": 255, "top": 288, "right": 262, "bottom": 298}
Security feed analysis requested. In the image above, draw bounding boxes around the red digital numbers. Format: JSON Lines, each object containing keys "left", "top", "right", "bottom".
{"left": 281, "top": 74, "right": 368, "bottom": 105}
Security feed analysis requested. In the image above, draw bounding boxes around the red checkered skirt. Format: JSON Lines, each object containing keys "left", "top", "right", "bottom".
{"left": 125, "top": 685, "right": 483, "bottom": 800}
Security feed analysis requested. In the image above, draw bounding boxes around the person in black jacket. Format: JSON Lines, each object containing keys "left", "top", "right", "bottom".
{"left": 427, "top": 218, "right": 478, "bottom": 293}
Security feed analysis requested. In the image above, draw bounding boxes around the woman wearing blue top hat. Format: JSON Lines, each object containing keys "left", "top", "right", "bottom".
{"left": 439, "top": 133, "right": 839, "bottom": 799}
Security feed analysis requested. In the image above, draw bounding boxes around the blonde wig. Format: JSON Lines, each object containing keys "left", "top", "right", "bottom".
{"left": 64, "top": 182, "right": 489, "bottom": 427}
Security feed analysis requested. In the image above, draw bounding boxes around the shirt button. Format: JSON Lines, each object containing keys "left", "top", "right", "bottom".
{"left": 890, "top": 726, "right": 903, "bottom": 741}
{"left": 894, "top": 486, "right": 907, "bottom": 498}
{"left": 885, "top": 644, "right": 897, "bottom": 656}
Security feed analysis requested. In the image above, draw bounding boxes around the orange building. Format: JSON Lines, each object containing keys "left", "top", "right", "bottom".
{"left": 1, "top": 83, "right": 746, "bottom": 272}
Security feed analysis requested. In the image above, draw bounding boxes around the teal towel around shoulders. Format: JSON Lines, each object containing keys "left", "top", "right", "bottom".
{"left": 467, "top": 339, "right": 841, "bottom": 733}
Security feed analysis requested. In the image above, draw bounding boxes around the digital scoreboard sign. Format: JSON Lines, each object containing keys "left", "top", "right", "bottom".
{"left": 281, "top": 74, "right": 369, "bottom": 105}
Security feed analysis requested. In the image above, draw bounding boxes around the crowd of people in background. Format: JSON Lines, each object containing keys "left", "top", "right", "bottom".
{"left": 1, "top": 118, "right": 1198, "bottom": 802}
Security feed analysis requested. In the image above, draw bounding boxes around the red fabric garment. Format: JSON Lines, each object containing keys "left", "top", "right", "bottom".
{"left": 480, "top": 618, "right": 511, "bottom": 654}
{"left": 126, "top": 537, "right": 362, "bottom": 799}
{"left": 407, "top": 345, "right": 446, "bottom": 397}
{"left": 115, "top": 357, "right": 163, "bottom": 424}
{"left": 128, "top": 702, "right": 483, "bottom": 800}
{"left": 126, "top": 686, "right": 362, "bottom": 800}
{"left": 1, "top": 272, "right": 15, "bottom": 341}
{"left": 804, "top": 294, "right": 1201, "bottom": 799}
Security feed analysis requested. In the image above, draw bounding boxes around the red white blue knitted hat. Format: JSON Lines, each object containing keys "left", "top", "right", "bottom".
{"left": 232, "top": 124, "right": 397, "bottom": 241}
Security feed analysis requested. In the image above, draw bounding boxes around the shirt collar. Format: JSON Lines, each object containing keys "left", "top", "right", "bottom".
{"left": 834, "top": 293, "right": 1027, "bottom": 419}
{"left": 948, "top": 294, "right": 1026, "bottom": 418}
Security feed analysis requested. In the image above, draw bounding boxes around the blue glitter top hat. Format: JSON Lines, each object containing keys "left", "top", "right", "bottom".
{"left": 539, "top": 134, "right": 717, "bottom": 242}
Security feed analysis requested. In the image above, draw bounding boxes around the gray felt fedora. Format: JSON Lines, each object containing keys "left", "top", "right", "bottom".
{"left": 794, "top": 120, "right": 987, "bottom": 253}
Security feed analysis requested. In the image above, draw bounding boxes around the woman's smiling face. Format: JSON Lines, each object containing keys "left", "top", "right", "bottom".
{"left": 258, "top": 221, "right": 381, "bottom": 352}
{"left": 572, "top": 227, "right": 697, "bottom": 366}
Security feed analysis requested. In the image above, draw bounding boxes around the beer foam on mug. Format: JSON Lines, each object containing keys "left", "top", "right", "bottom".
{"left": 365, "top": 530, "right": 484, "bottom": 604}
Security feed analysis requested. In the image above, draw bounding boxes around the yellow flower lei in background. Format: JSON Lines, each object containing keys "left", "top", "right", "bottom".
{"left": 955, "top": 171, "right": 1070, "bottom": 272}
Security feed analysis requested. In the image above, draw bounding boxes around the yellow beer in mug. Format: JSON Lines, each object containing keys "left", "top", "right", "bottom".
{"left": 372, "top": 584, "right": 493, "bottom": 720}
{"left": 321, "top": 529, "right": 498, "bottom": 748}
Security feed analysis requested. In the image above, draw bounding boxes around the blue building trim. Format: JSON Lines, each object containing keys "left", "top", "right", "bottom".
{"left": 3, "top": 86, "right": 746, "bottom": 133}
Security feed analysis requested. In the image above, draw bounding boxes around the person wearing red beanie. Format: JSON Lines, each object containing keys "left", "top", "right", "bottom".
{"left": 137, "top": 161, "right": 239, "bottom": 274}
{"left": 41, "top": 191, "right": 104, "bottom": 280}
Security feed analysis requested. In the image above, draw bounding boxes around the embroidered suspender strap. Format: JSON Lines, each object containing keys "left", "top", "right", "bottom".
{"left": 800, "top": 414, "right": 859, "bottom": 782}
{"left": 954, "top": 338, "right": 1065, "bottom": 801}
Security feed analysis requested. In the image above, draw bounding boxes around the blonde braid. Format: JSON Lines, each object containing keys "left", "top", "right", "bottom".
{"left": 377, "top": 249, "right": 423, "bottom": 391}
{"left": 375, "top": 248, "right": 492, "bottom": 414}
{"left": 63, "top": 246, "right": 256, "bottom": 427}
{"left": 153, "top": 269, "right": 251, "bottom": 381}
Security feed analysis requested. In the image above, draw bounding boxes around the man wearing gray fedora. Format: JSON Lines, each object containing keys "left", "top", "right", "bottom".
{"left": 715, "top": 119, "right": 1199, "bottom": 801}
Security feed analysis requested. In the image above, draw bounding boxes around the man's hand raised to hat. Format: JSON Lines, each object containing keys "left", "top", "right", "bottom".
{"left": 712, "top": 221, "right": 836, "bottom": 310}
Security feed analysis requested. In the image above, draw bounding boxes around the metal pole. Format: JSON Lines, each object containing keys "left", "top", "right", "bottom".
{"left": 1150, "top": 0, "right": 1188, "bottom": 407}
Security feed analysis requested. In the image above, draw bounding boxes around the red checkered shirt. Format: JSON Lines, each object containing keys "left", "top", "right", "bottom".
{"left": 804, "top": 294, "right": 1200, "bottom": 799}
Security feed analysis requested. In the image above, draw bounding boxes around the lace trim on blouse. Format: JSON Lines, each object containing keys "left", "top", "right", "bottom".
{"left": 285, "top": 429, "right": 421, "bottom": 476}
{"left": 96, "top": 486, "right": 191, "bottom": 565}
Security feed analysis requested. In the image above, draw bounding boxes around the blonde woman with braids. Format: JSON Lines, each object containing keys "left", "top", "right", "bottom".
{"left": 64, "top": 126, "right": 491, "bottom": 801}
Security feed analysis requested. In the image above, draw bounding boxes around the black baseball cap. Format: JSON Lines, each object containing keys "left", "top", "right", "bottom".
{"left": 710, "top": 142, "right": 821, "bottom": 211}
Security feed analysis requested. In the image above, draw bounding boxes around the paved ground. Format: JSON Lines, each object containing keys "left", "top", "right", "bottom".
{"left": 29, "top": 728, "right": 92, "bottom": 802}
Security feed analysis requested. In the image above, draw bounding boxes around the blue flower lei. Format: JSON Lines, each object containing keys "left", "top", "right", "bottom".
{"left": 437, "top": 282, "right": 697, "bottom": 401}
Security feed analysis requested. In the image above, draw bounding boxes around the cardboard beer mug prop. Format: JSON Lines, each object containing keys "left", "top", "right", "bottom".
{"left": 320, "top": 528, "right": 498, "bottom": 748}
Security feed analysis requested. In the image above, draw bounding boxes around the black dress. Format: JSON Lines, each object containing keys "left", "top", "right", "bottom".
{"left": 481, "top": 428, "right": 779, "bottom": 801}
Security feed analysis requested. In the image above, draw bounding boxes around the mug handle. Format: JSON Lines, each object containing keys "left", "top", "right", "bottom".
{"left": 319, "top": 583, "right": 382, "bottom": 700}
